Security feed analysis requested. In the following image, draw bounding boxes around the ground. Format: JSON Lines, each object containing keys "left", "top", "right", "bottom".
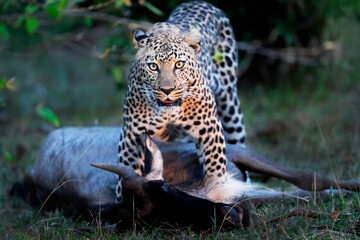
{"left": 0, "top": 18, "right": 359, "bottom": 239}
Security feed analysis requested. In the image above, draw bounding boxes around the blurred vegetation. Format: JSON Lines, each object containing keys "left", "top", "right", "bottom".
{"left": 0, "top": 0, "right": 359, "bottom": 94}
{"left": 0, "top": 0, "right": 360, "bottom": 239}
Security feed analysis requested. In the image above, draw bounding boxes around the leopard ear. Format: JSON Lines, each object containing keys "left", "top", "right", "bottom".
{"left": 184, "top": 28, "right": 201, "bottom": 55}
{"left": 133, "top": 29, "right": 149, "bottom": 49}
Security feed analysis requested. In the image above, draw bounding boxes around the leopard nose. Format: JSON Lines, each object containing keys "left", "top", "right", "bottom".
{"left": 160, "top": 87, "right": 175, "bottom": 95}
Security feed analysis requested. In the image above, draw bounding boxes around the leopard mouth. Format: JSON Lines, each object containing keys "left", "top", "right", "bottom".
{"left": 157, "top": 98, "right": 182, "bottom": 107}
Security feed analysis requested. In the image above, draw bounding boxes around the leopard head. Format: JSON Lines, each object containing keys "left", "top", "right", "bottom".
{"left": 132, "top": 25, "right": 201, "bottom": 107}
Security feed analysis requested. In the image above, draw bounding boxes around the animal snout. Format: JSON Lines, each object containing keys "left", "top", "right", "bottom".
{"left": 217, "top": 203, "right": 250, "bottom": 230}
{"left": 160, "top": 87, "right": 175, "bottom": 95}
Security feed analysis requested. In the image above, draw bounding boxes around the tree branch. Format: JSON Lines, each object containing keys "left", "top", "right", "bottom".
{"left": 61, "top": 11, "right": 153, "bottom": 30}
{"left": 0, "top": 11, "right": 153, "bottom": 31}
{"left": 237, "top": 42, "right": 322, "bottom": 66}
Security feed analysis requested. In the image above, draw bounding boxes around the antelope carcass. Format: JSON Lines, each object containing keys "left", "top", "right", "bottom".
{"left": 12, "top": 127, "right": 360, "bottom": 230}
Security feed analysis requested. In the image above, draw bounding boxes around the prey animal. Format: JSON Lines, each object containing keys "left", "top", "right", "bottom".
{"left": 12, "top": 127, "right": 360, "bottom": 230}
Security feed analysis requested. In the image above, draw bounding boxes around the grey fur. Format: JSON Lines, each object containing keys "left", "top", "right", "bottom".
{"left": 24, "top": 127, "right": 360, "bottom": 208}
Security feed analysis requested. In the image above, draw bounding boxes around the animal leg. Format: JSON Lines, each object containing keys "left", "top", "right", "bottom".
{"left": 118, "top": 127, "right": 146, "bottom": 175}
{"left": 117, "top": 127, "right": 146, "bottom": 203}
{"left": 211, "top": 19, "right": 246, "bottom": 147}
{"left": 226, "top": 144, "right": 360, "bottom": 191}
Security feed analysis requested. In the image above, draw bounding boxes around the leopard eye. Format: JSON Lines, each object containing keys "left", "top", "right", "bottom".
{"left": 148, "top": 63, "right": 159, "bottom": 71}
{"left": 174, "top": 61, "right": 185, "bottom": 69}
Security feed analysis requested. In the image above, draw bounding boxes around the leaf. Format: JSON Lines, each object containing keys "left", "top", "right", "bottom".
{"left": 1, "top": 1, "right": 12, "bottom": 13}
{"left": 83, "top": 17, "right": 92, "bottom": 27}
{"left": 25, "top": 5, "right": 38, "bottom": 15}
{"left": 58, "top": 0, "right": 66, "bottom": 9}
{"left": 4, "top": 152, "right": 12, "bottom": 161}
{"left": 115, "top": 0, "right": 124, "bottom": 8}
{"left": 5, "top": 78, "right": 16, "bottom": 91}
{"left": 144, "top": 2, "right": 164, "bottom": 16}
{"left": 332, "top": 210, "right": 339, "bottom": 221}
{"left": 45, "top": 4, "right": 62, "bottom": 19}
{"left": 25, "top": 17, "right": 38, "bottom": 34}
{"left": 14, "top": 16, "right": 25, "bottom": 27}
{"left": 99, "top": 48, "right": 110, "bottom": 59}
{"left": 37, "top": 107, "right": 60, "bottom": 127}
{"left": 111, "top": 67, "right": 123, "bottom": 84}
{"left": 123, "top": 0, "right": 131, "bottom": 6}
{"left": 0, "top": 23, "right": 9, "bottom": 39}
{"left": 212, "top": 50, "right": 223, "bottom": 63}
{"left": 0, "top": 78, "right": 6, "bottom": 90}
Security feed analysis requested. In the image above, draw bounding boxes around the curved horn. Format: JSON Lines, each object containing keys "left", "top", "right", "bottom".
{"left": 91, "top": 163, "right": 137, "bottom": 178}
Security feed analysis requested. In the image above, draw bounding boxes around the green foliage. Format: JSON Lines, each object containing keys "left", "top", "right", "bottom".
{"left": 5, "top": 78, "right": 16, "bottom": 91}
{"left": 0, "top": 77, "right": 16, "bottom": 91}
{"left": 25, "top": 17, "right": 38, "bottom": 34}
{"left": 212, "top": 50, "right": 222, "bottom": 63}
{"left": 24, "top": 5, "right": 38, "bottom": 15}
{"left": 0, "top": 78, "right": 5, "bottom": 106}
{"left": 144, "top": 2, "right": 164, "bottom": 16}
{"left": 83, "top": 17, "right": 93, "bottom": 27}
{"left": 45, "top": 4, "right": 62, "bottom": 19}
{"left": 0, "top": 0, "right": 358, "bottom": 46}
{"left": 14, "top": 16, "right": 25, "bottom": 27}
{"left": 0, "top": 23, "right": 8, "bottom": 39}
{"left": 0, "top": 77, "right": 16, "bottom": 106}
{"left": 4, "top": 152, "right": 12, "bottom": 161}
{"left": 36, "top": 106, "right": 61, "bottom": 127}
{"left": 115, "top": 0, "right": 124, "bottom": 8}
{"left": 4, "top": 4, "right": 40, "bottom": 34}
{"left": 23, "top": 5, "right": 39, "bottom": 34}
{"left": 111, "top": 67, "right": 123, "bottom": 84}
{"left": 45, "top": 0, "right": 66, "bottom": 19}
{"left": 0, "top": 78, "right": 6, "bottom": 90}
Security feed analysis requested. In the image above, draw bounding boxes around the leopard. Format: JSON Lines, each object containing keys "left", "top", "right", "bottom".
{"left": 116, "top": 1, "right": 248, "bottom": 203}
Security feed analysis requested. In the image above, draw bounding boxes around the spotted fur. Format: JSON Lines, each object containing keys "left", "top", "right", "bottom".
{"left": 117, "top": 1, "right": 246, "bottom": 202}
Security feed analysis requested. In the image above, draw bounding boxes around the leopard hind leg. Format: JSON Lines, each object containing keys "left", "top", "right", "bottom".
{"left": 211, "top": 18, "right": 246, "bottom": 147}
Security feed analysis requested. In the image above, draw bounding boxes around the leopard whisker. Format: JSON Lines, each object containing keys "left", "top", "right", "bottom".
{"left": 171, "top": 91, "right": 184, "bottom": 98}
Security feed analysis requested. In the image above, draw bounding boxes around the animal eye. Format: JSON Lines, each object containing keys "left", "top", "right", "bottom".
{"left": 148, "top": 63, "right": 159, "bottom": 71}
{"left": 175, "top": 61, "right": 185, "bottom": 69}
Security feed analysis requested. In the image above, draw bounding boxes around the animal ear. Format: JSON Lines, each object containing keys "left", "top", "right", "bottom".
{"left": 132, "top": 29, "right": 149, "bottom": 49}
{"left": 184, "top": 28, "right": 201, "bottom": 54}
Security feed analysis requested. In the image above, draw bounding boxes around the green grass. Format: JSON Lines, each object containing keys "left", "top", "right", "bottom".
{"left": 1, "top": 17, "right": 360, "bottom": 240}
